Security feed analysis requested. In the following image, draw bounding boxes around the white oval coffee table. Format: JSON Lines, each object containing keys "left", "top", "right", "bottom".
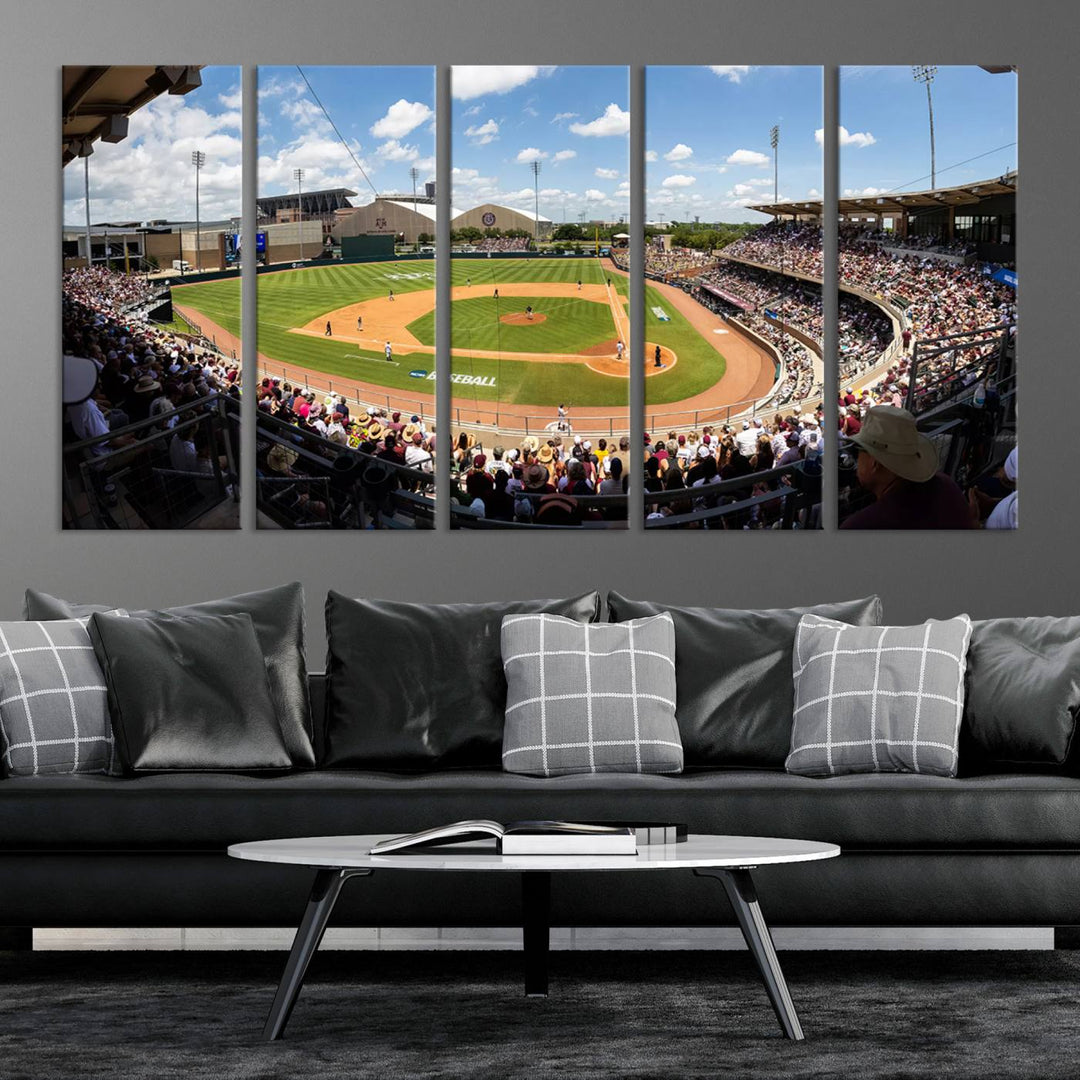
{"left": 230, "top": 833, "right": 840, "bottom": 1042}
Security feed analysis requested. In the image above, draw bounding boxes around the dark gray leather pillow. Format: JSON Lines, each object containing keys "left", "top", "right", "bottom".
{"left": 607, "top": 593, "right": 883, "bottom": 767}
{"left": 24, "top": 584, "right": 314, "bottom": 768}
{"left": 323, "top": 591, "right": 601, "bottom": 770}
{"left": 88, "top": 611, "right": 292, "bottom": 774}
{"left": 960, "top": 616, "right": 1080, "bottom": 771}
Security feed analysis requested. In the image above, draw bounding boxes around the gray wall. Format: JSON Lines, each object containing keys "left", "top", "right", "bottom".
{"left": 1, "top": 0, "right": 1068, "bottom": 660}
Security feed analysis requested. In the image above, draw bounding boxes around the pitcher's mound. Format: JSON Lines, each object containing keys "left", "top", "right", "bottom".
{"left": 500, "top": 312, "right": 547, "bottom": 326}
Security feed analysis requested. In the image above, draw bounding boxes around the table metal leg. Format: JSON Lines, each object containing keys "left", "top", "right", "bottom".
{"left": 262, "top": 868, "right": 369, "bottom": 1041}
{"left": 694, "top": 868, "right": 804, "bottom": 1040}
{"left": 522, "top": 871, "right": 552, "bottom": 997}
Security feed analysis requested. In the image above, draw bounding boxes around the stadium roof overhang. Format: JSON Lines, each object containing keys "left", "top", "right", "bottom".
{"left": 749, "top": 173, "right": 1017, "bottom": 218}
{"left": 62, "top": 66, "right": 204, "bottom": 166}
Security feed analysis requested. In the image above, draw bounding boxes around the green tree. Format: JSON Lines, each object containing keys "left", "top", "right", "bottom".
{"left": 417, "top": 232, "right": 432, "bottom": 245}
{"left": 553, "top": 223, "right": 584, "bottom": 241}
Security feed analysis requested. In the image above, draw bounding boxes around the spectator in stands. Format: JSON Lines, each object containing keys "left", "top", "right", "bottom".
{"left": 840, "top": 406, "right": 974, "bottom": 529}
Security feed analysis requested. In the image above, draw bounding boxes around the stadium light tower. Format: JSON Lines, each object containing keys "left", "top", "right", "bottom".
{"left": 912, "top": 66, "right": 938, "bottom": 188}
{"left": 770, "top": 124, "right": 784, "bottom": 327}
{"left": 409, "top": 166, "right": 420, "bottom": 217}
{"left": 530, "top": 159, "right": 542, "bottom": 240}
{"left": 191, "top": 150, "right": 206, "bottom": 271}
{"left": 293, "top": 168, "right": 305, "bottom": 262}
{"left": 770, "top": 125, "right": 780, "bottom": 206}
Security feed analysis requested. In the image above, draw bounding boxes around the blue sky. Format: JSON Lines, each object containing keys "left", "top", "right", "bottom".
{"left": 451, "top": 66, "right": 629, "bottom": 222}
{"left": 258, "top": 66, "right": 435, "bottom": 205}
{"left": 63, "top": 66, "right": 241, "bottom": 226}
{"left": 840, "top": 66, "right": 1017, "bottom": 195}
{"left": 646, "top": 66, "right": 822, "bottom": 224}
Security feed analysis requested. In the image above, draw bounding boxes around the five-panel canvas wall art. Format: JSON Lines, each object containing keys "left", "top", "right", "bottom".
{"left": 61, "top": 64, "right": 1017, "bottom": 531}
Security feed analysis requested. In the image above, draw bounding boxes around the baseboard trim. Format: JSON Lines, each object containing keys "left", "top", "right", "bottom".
{"left": 30, "top": 926, "right": 1055, "bottom": 952}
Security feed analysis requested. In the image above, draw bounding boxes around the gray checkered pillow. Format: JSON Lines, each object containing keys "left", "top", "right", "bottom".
{"left": 501, "top": 612, "right": 682, "bottom": 777}
{"left": 0, "top": 619, "right": 121, "bottom": 776}
{"left": 786, "top": 613, "right": 973, "bottom": 778}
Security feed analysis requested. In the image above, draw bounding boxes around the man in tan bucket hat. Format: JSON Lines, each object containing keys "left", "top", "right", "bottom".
{"left": 840, "top": 406, "right": 973, "bottom": 529}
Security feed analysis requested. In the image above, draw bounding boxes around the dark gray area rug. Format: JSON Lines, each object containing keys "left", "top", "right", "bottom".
{"left": 0, "top": 949, "right": 1074, "bottom": 1079}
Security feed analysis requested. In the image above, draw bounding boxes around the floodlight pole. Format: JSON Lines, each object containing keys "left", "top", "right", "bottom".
{"left": 770, "top": 124, "right": 783, "bottom": 325}
{"left": 83, "top": 150, "right": 93, "bottom": 269}
{"left": 192, "top": 150, "right": 206, "bottom": 271}
{"left": 294, "top": 168, "right": 305, "bottom": 262}
{"left": 530, "top": 159, "right": 542, "bottom": 240}
{"left": 912, "top": 66, "right": 937, "bottom": 189}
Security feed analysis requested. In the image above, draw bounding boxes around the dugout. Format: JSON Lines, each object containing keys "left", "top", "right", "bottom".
{"left": 341, "top": 234, "right": 396, "bottom": 260}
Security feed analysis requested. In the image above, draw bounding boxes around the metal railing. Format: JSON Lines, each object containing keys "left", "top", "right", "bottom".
{"left": 643, "top": 460, "right": 819, "bottom": 529}
{"left": 62, "top": 393, "right": 239, "bottom": 530}
{"left": 256, "top": 411, "right": 435, "bottom": 530}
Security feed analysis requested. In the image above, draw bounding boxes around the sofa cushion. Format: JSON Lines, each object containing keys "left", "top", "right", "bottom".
{"left": 607, "top": 593, "right": 883, "bottom": 767}
{"left": 24, "top": 584, "right": 314, "bottom": 768}
{"left": 786, "top": 614, "right": 972, "bottom": 778}
{"left": 0, "top": 618, "right": 120, "bottom": 776}
{"left": 961, "top": 616, "right": 1080, "bottom": 771}
{"left": 2, "top": 770, "right": 1079, "bottom": 851}
{"left": 88, "top": 611, "right": 291, "bottom": 774}
{"left": 323, "top": 591, "right": 601, "bottom": 770}
{"left": 501, "top": 612, "right": 682, "bottom": 776}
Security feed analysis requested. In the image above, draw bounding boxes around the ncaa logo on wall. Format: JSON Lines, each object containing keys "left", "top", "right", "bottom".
{"left": 481, "top": 212, "right": 496, "bottom": 227}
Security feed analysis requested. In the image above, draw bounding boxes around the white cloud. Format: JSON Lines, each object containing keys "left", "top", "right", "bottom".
{"left": 451, "top": 66, "right": 556, "bottom": 101}
{"left": 503, "top": 187, "right": 537, "bottom": 202}
{"left": 64, "top": 89, "right": 244, "bottom": 223}
{"left": 570, "top": 103, "right": 630, "bottom": 137}
{"left": 552, "top": 149, "right": 576, "bottom": 163}
{"left": 515, "top": 147, "right": 548, "bottom": 163}
{"left": 843, "top": 186, "right": 888, "bottom": 197}
{"left": 463, "top": 103, "right": 484, "bottom": 117}
{"left": 664, "top": 143, "right": 693, "bottom": 162}
{"left": 465, "top": 118, "right": 499, "bottom": 146}
{"left": 709, "top": 66, "right": 752, "bottom": 83}
{"left": 807, "top": 187, "right": 822, "bottom": 199}
{"left": 584, "top": 188, "right": 607, "bottom": 201}
{"left": 551, "top": 111, "right": 578, "bottom": 123}
{"left": 616, "top": 180, "right": 630, "bottom": 194}
{"left": 645, "top": 149, "right": 658, "bottom": 162}
{"left": 375, "top": 139, "right": 420, "bottom": 162}
{"left": 539, "top": 187, "right": 564, "bottom": 197}
{"left": 661, "top": 174, "right": 696, "bottom": 188}
{"left": 370, "top": 99, "right": 434, "bottom": 139}
{"left": 281, "top": 98, "right": 330, "bottom": 134}
{"left": 726, "top": 148, "right": 770, "bottom": 167}
{"left": 523, "top": 106, "right": 539, "bottom": 118}
{"left": 595, "top": 167, "right": 619, "bottom": 179}
{"left": 730, "top": 183, "right": 759, "bottom": 197}
{"left": 218, "top": 87, "right": 242, "bottom": 110}
{"left": 817, "top": 125, "right": 877, "bottom": 148}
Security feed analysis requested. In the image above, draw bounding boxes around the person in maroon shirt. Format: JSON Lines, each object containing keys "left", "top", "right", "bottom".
{"left": 840, "top": 406, "right": 975, "bottom": 530}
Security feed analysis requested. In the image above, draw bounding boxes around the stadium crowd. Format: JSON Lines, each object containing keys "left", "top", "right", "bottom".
{"left": 62, "top": 267, "right": 241, "bottom": 480}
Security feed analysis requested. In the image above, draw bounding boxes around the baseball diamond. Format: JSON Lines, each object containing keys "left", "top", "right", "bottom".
{"left": 172, "top": 255, "right": 778, "bottom": 435}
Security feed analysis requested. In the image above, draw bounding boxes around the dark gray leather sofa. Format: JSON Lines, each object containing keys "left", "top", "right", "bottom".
{"left": 4, "top": 675, "right": 1080, "bottom": 934}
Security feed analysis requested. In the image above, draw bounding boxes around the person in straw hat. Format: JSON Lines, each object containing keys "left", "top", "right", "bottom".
{"left": 840, "top": 406, "right": 973, "bottom": 530}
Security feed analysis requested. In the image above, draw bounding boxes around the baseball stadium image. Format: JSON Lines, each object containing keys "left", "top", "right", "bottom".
{"left": 61, "top": 66, "right": 242, "bottom": 530}
{"left": 640, "top": 65, "right": 825, "bottom": 529}
{"left": 834, "top": 66, "right": 1017, "bottom": 530}
{"left": 448, "top": 66, "right": 634, "bottom": 529}
{"left": 250, "top": 65, "right": 437, "bottom": 529}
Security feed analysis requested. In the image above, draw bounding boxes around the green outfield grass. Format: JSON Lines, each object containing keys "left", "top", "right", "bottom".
{"left": 172, "top": 257, "right": 728, "bottom": 408}
{"left": 641, "top": 284, "right": 727, "bottom": 404}
{"left": 407, "top": 295, "right": 616, "bottom": 354}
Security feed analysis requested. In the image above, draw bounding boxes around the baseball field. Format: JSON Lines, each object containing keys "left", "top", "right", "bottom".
{"left": 171, "top": 255, "right": 776, "bottom": 428}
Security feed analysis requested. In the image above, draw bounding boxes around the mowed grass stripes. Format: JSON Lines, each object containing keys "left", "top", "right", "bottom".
{"left": 171, "top": 257, "right": 726, "bottom": 407}
{"left": 410, "top": 296, "right": 616, "bottom": 353}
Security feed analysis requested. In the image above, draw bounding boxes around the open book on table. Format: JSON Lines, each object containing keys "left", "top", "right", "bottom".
{"left": 370, "top": 820, "right": 642, "bottom": 856}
